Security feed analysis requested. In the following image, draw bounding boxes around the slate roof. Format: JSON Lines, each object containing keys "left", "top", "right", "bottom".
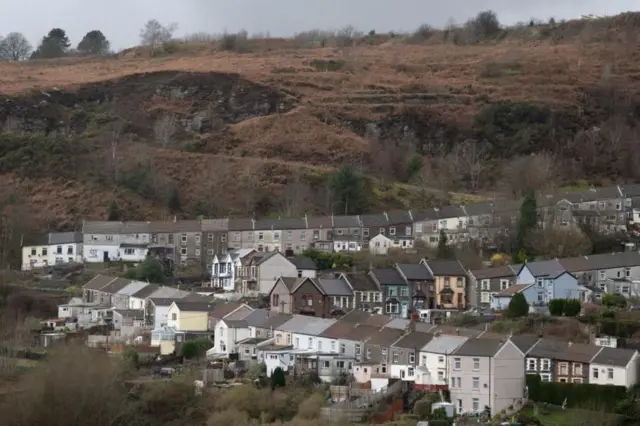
{"left": 297, "top": 318, "right": 336, "bottom": 335}
{"left": 258, "top": 313, "right": 292, "bottom": 329}
{"left": 559, "top": 252, "right": 640, "bottom": 273}
{"left": 496, "top": 284, "right": 532, "bottom": 297}
{"left": 508, "top": 335, "right": 540, "bottom": 354}
{"left": 210, "top": 302, "right": 246, "bottom": 319}
{"left": 83, "top": 275, "right": 118, "bottom": 290}
{"left": 342, "top": 273, "right": 380, "bottom": 292}
{"left": 385, "top": 318, "right": 410, "bottom": 330}
{"left": 277, "top": 315, "right": 327, "bottom": 333}
{"left": 471, "top": 266, "right": 518, "bottom": 280}
{"left": 100, "top": 278, "right": 133, "bottom": 294}
{"left": 147, "top": 286, "right": 189, "bottom": 299}
{"left": 424, "top": 260, "right": 466, "bottom": 276}
{"left": 527, "top": 338, "right": 569, "bottom": 358}
{"left": 370, "top": 268, "right": 406, "bottom": 286}
{"left": 333, "top": 215, "right": 361, "bottom": 228}
{"left": 393, "top": 331, "right": 434, "bottom": 350}
{"left": 254, "top": 219, "right": 278, "bottom": 230}
{"left": 316, "top": 278, "right": 353, "bottom": 296}
{"left": 115, "top": 281, "right": 149, "bottom": 296}
{"left": 148, "top": 297, "right": 182, "bottom": 307}
{"left": 591, "top": 347, "right": 637, "bottom": 367}
{"left": 306, "top": 216, "right": 333, "bottom": 229}
{"left": 173, "top": 301, "right": 217, "bottom": 312}
{"left": 228, "top": 218, "right": 254, "bottom": 231}
{"left": 339, "top": 310, "right": 393, "bottom": 327}
{"left": 396, "top": 264, "right": 433, "bottom": 281}
{"left": 421, "top": 335, "right": 468, "bottom": 353}
{"left": 49, "top": 231, "right": 83, "bottom": 244}
{"left": 556, "top": 343, "right": 603, "bottom": 363}
{"left": 452, "top": 338, "right": 505, "bottom": 357}
{"left": 436, "top": 205, "right": 466, "bottom": 219}
{"left": 521, "top": 259, "right": 567, "bottom": 278}
{"left": 433, "top": 326, "right": 485, "bottom": 338}
{"left": 275, "top": 217, "right": 307, "bottom": 230}
{"left": 227, "top": 309, "right": 270, "bottom": 328}
{"left": 464, "top": 201, "right": 495, "bottom": 216}
{"left": 360, "top": 213, "right": 389, "bottom": 227}
{"left": 365, "top": 327, "right": 405, "bottom": 346}
{"left": 386, "top": 210, "right": 413, "bottom": 224}
{"left": 114, "top": 309, "right": 144, "bottom": 319}
{"left": 149, "top": 220, "right": 201, "bottom": 233}
{"left": 201, "top": 219, "right": 229, "bottom": 231}
{"left": 289, "top": 256, "right": 318, "bottom": 270}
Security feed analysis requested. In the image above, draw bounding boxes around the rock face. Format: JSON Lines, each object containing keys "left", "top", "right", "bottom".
{"left": 0, "top": 71, "right": 297, "bottom": 137}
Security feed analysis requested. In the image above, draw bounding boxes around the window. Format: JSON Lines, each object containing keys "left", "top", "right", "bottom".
{"left": 480, "top": 279, "right": 490, "bottom": 290}
{"left": 363, "top": 228, "right": 369, "bottom": 237}
{"left": 472, "top": 398, "right": 479, "bottom": 412}
{"left": 421, "top": 355, "right": 427, "bottom": 366}
{"left": 273, "top": 232, "right": 280, "bottom": 241}
{"left": 457, "top": 278, "right": 463, "bottom": 288}
{"left": 30, "top": 248, "right": 36, "bottom": 256}
{"left": 295, "top": 337, "right": 299, "bottom": 347}
{"left": 409, "top": 352, "right": 415, "bottom": 364}
{"left": 480, "top": 292, "right": 491, "bottom": 303}
{"left": 500, "top": 279, "right": 510, "bottom": 290}
{"left": 379, "top": 228, "right": 385, "bottom": 235}
{"left": 444, "top": 278, "right": 450, "bottom": 288}
{"left": 592, "top": 368, "right": 599, "bottom": 379}
{"left": 559, "top": 362, "right": 568, "bottom": 375}
{"left": 330, "top": 341, "right": 336, "bottom": 352}
{"left": 195, "top": 235, "right": 201, "bottom": 244}
{"left": 195, "top": 249, "right": 200, "bottom": 256}
{"left": 221, "top": 234, "right": 226, "bottom": 243}
{"left": 392, "top": 351, "right": 399, "bottom": 364}
{"left": 438, "top": 356, "right": 444, "bottom": 364}
{"left": 572, "top": 363, "right": 582, "bottom": 376}
{"left": 540, "top": 358, "right": 550, "bottom": 371}
{"left": 286, "top": 334, "right": 291, "bottom": 344}
{"left": 42, "top": 248, "right": 48, "bottom": 256}
{"left": 207, "top": 233, "right": 214, "bottom": 243}
{"left": 258, "top": 232, "right": 264, "bottom": 241}
{"left": 106, "top": 235, "right": 113, "bottom": 241}
{"left": 171, "top": 313, "right": 177, "bottom": 320}
{"left": 607, "top": 368, "right": 614, "bottom": 379}
{"left": 366, "top": 348, "right": 371, "bottom": 359}
{"left": 405, "top": 226, "right": 411, "bottom": 236}
{"left": 453, "top": 357, "right": 461, "bottom": 370}
{"left": 437, "top": 370, "right": 444, "bottom": 381}
{"left": 300, "top": 231, "right": 306, "bottom": 241}
{"left": 599, "top": 270, "right": 606, "bottom": 280}
{"left": 540, "top": 373, "right": 551, "bottom": 382}
{"left": 56, "top": 245, "right": 62, "bottom": 254}
{"left": 124, "top": 248, "right": 135, "bottom": 255}
{"left": 180, "top": 248, "right": 187, "bottom": 255}
{"left": 472, "top": 377, "right": 479, "bottom": 389}
{"left": 472, "top": 358, "right": 480, "bottom": 371}
{"left": 526, "top": 358, "right": 537, "bottom": 371}
{"left": 67, "top": 246, "right": 73, "bottom": 255}
{"left": 626, "top": 267, "right": 631, "bottom": 277}
{"left": 233, "top": 232, "right": 240, "bottom": 242}
{"left": 181, "top": 234, "right": 187, "bottom": 243}
{"left": 386, "top": 301, "right": 399, "bottom": 314}
{"left": 408, "top": 367, "right": 414, "bottom": 377}
{"left": 308, "top": 337, "right": 313, "bottom": 348}
{"left": 389, "top": 227, "right": 396, "bottom": 236}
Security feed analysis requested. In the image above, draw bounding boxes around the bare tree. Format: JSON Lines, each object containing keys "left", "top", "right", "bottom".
{"left": 153, "top": 114, "right": 177, "bottom": 147}
{"left": 450, "top": 139, "right": 487, "bottom": 191}
{"left": 275, "top": 171, "right": 313, "bottom": 217}
{"left": 0, "top": 32, "right": 32, "bottom": 61}
{"left": 502, "top": 153, "right": 558, "bottom": 197}
{"left": 526, "top": 228, "right": 592, "bottom": 259}
{"left": 369, "top": 138, "right": 407, "bottom": 187}
{"left": 139, "top": 19, "right": 177, "bottom": 49}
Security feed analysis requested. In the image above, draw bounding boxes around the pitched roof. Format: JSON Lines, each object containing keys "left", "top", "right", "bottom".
{"left": 559, "top": 252, "right": 640, "bottom": 273}
{"left": 319, "top": 320, "right": 360, "bottom": 339}
{"left": 360, "top": 214, "right": 389, "bottom": 227}
{"left": 386, "top": 210, "right": 412, "bottom": 224}
{"left": 210, "top": 302, "right": 247, "bottom": 319}
{"left": 276, "top": 217, "right": 307, "bottom": 230}
{"left": 148, "top": 297, "right": 182, "bottom": 307}
{"left": 316, "top": 278, "right": 353, "bottom": 296}
{"left": 173, "top": 301, "right": 217, "bottom": 312}
{"left": 396, "top": 264, "right": 433, "bottom": 281}
{"left": 289, "top": 256, "right": 317, "bottom": 270}
{"left": 370, "top": 268, "right": 406, "bottom": 286}
{"left": 224, "top": 309, "right": 270, "bottom": 328}
{"left": 306, "top": 216, "right": 333, "bottom": 229}
{"left": 100, "top": 278, "right": 133, "bottom": 294}
{"left": 433, "top": 326, "right": 485, "bottom": 338}
{"left": 339, "top": 310, "right": 393, "bottom": 327}
{"left": 49, "top": 231, "right": 83, "bottom": 244}
{"left": 297, "top": 318, "right": 336, "bottom": 335}
{"left": 130, "top": 284, "right": 160, "bottom": 299}
{"left": 496, "top": 284, "right": 532, "bottom": 297}
{"left": 365, "top": 327, "right": 405, "bottom": 346}
{"left": 471, "top": 266, "right": 518, "bottom": 280}
{"left": 425, "top": 260, "right": 466, "bottom": 276}
{"left": 452, "top": 338, "right": 506, "bottom": 357}
{"left": 114, "top": 309, "right": 144, "bottom": 319}
{"left": 591, "top": 347, "right": 637, "bottom": 367}
{"left": 201, "top": 219, "right": 229, "bottom": 231}
{"left": 522, "top": 259, "right": 567, "bottom": 278}
{"left": 508, "top": 335, "right": 540, "bottom": 354}
{"left": 149, "top": 220, "right": 201, "bottom": 233}
{"left": 228, "top": 218, "right": 254, "bottom": 231}
{"left": 258, "top": 313, "right": 292, "bottom": 329}
{"left": 332, "top": 215, "right": 360, "bottom": 228}
{"left": 83, "top": 275, "right": 118, "bottom": 290}
{"left": 421, "top": 335, "right": 468, "bottom": 353}
{"left": 556, "top": 343, "right": 603, "bottom": 363}
{"left": 115, "top": 281, "right": 150, "bottom": 296}
{"left": 385, "top": 318, "right": 410, "bottom": 330}
{"left": 277, "top": 315, "right": 327, "bottom": 333}
{"left": 147, "top": 286, "right": 190, "bottom": 299}
{"left": 392, "top": 331, "right": 434, "bottom": 350}
{"left": 527, "top": 338, "right": 569, "bottom": 358}
{"left": 342, "top": 273, "right": 380, "bottom": 292}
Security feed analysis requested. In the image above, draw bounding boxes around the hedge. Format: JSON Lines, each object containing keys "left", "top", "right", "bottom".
{"left": 526, "top": 374, "right": 626, "bottom": 411}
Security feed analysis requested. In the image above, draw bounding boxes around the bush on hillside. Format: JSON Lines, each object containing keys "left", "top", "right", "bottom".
{"left": 548, "top": 299, "right": 565, "bottom": 316}
{"left": 506, "top": 292, "right": 529, "bottom": 318}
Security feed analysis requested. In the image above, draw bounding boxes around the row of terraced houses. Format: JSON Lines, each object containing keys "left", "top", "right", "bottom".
{"left": 21, "top": 184, "right": 640, "bottom": 273}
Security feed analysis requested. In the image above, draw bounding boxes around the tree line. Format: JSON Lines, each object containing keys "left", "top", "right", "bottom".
{"left": 0, "top": 19, "right": 178, "bottom": 61}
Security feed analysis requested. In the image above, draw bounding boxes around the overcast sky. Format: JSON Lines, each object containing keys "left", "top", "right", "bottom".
{"left": 0, "top": 0, "right": 635, "bottom": 51}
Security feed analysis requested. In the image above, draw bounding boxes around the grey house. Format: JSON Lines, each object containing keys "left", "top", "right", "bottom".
{"left": 370, "top": 268, "right": 410, "bottom": 318}
{"left": 390, "top": 331, "right": 434, "bottom": 380}
{"left": 468, "top": 265, "right": 519, "bottom": 308}
{"left": 83, "top": 275, "right": 130, "bottom": 305}
{"left": 341, "top": 272, "right": 383, "bottom": 313}
{"left": 559, "top": 252, "right": 640, "bottom": 297}
{"left": 525, "top": 338, "right": 569, "bottom": 383}
{"left": 201, "top": 218, "right": 229, "bottom": 268}
{"left": 396, "top": 263, "right": 434, "bottom": 311}
{"left": 307, "top": 215, "right": 334, "bottom": 252}
{"left": 332, "top": 215, "right": 362, "bottom": 248}
{"left": 227, "top": 218, "right": 255, "bottom": 251}
{"left": 363, "top": 327, "right": 405, "bottom": 367}
{"left": 112, "top": 309, "right": 145, "bottom": 334}
{"left": 149, "top": 220, "right": 203, "bottom": 266}
{"left": 112, "top": 280, "right": 149, "bottom": 310}
{"left": 449, "top": 338, "right": 526, "bottom": 416}
{"left": 277, "top": 217, "right": 310, "bottom": 254}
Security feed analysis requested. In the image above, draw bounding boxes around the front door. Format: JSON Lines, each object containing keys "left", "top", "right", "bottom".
{"left": 103, "top": 251, "right": 109, "bottom": 262}
{"left": 401, "top": 302, "right": 408, "bottom": 318}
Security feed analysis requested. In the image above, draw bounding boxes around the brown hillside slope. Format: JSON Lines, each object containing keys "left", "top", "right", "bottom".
{"left": 0, "top": 13, "right": 639, "bottom": 231}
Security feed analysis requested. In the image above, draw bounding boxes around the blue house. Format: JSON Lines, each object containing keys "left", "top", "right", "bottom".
{"left": 491, "top": 284, "right": 540, "bottom": 311}
{"left": 515, "top": 260, "right": 581, "bottom": 305}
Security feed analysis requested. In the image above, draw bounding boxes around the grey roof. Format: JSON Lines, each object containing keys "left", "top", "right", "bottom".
{"left": 258, "top": 313, "right": 293, "bottom": 329}
{"left": 392, "top": 331, "right": 434, "bottom": 350}
{"left": 436, "top": 205, "right": 466, "bottom": 218}
{"left": 82, "top": 221, "right": 150, "bottom": 234}
{"left": 421, "top": 335, "right": 468, "bottom": 353}
{"left": 464, "top": 201, "right": 495, "bottom": 216}
{"left": 521, "top": 259, "right": 567, "bottom": 278}
{"left": 386, "top": 210, "right": 413, "bottom": 224}
{"left": 591, "top": 347, "right": 637, "bottom": 367}
{"left": 370, "top": 268, "right": 406, "bottom": 286}
{"left": 306, "top": 216, "right": 333, "bottom": 229}
{"left": 559, "top": 252, "right": 640, "bottom": 273}
{"left": 385, "top": 318, "right": 410, "bottom": 330}
{"left": 509, "top": 264, "right": 523, "bottom": 274}
{"left": 114, "top": 309, "right": 144, "bottom": 319}
{"left": 621, "top": 184, "right": 640, "bottom": 198}
{"left": 228, "top": 218, "right": 254, "bottom": 231}
{"left": 342, "top": 273, "right": 380, "bottom": 292}
{"left": 424, "top": 260, "right": 466, "bottom": 276}
{"left": 225, "top": 309, "right": 270, "bottom": 328}
{"left": 360, "top": 213, "right": 389, "bottom": 227}
{"left": 556, "top": 343, "right": 603, "bottom": 363}
{"left": 276, "top": 217, "right": 307, "bottom": 229}
{"left": 471, "top": 266, "right": 518, "bottom": 280}
{"left": 148, "top": 297, "right": 182, "bottom": 306}
{"left": 396, "top": 264, "right": 433, "bottom": 281}
{"left": 210, "top": 302, "right": 248, "bottom": 319}
{"left": 173, "top": 301, "right": 217, "bottom": 312}
{"left": 277, "top": 315, "right": 332, "bottom": 333}
{"left": 83, "top": 275, "right": 118, "bottom": 290}
{"left": 131, "top": 284, "right": 160, "bottom": 299}
{"left": 297, "top": 317, "right": 337, "bottom": 335}
{"left": 254, "top": 219, "right": 278, "bottom": 230}
{"left": 452, "top": 338, "right": 506, "bottom": 357}
{"left": 317, "top": 278, "right": 353, "bottom": 296}
{"left": 527, "top": 338, "right": 570, "bottom": 358}
{"left": 289, "top": 256, "right": 317, "bottom": 270}
{"left": 508, "top": 335, "right": 540, "bottom": 354}
{"left": 149, "top": 220, "right": 201, "bottom": 233}
{"left": 201, "top": 219, "right": 229, "bottom": 231}
{"left": 49, "top": 231, "right": 83, "bottom": 244}
{"left": 332, "top": 215, "right": 361, "bottom": 228}
{"left": 365, "top": 327, "right": 405, "bottom": 346}
{"left": 147, "top": 286, "right": 190, "bottom": 299}
{"left": 115, "top": 281, "right": 150, "bottom": 296}
{"left": 100, "top": 278, "right": 133, "bottom": 294}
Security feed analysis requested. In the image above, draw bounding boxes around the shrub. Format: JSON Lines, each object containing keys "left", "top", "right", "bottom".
{"left": 506, "top": 292, "right": 529, "bottom": 318}
{"left": 271, "top": 367, "right": 286, "bottom": 389}
{"left": 525, "top": 374, "right": 626, "bottom": 411}
{"left": 563, "top": 299, "right": 582, "bottom": 317}
{"left": 310, "top": 59, "right": 345, "bottom": 71}
{"left": 548, "top": 299, "right": 565, "bottom": 316}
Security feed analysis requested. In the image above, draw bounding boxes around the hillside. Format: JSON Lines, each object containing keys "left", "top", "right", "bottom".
{"left": 1, "top": 12, "right": 640, "bottom": 230}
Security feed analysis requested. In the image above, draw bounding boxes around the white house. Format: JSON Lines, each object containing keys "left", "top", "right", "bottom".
{"left": 332, "top": 236, "right": 362, "bottom": 253}
{"left": 389, "top": 332, "right": 435, "bottom": 382}
{"left": 291, "top": 318, "right": 337, "bottom": 353}
{"left": 58, "top": 297, "right": 101, "bottom": 320}
{"left": 589, "top": 347, "right": 639, "bottom": 388}
{"left": 21, "top": 231, "right": 83, "bottom": 271}
{"left": 264, "top": 349, "right": 294, "bottom": 376}
{"left": 82, "top": 221, "right": 150, "bottom": 263}
{"left": 369, "top": 234, "right": 392, "bottom": 256}
{"left": 416, "top": 334, "right": 468, "bottom": 391}
{"left": 210, "top": 248, "right": 256, "bottom": 291}
{"left": 210, "top": 309, "right": 269, "bottom": 357}
{"left": 256, "top": 252, "right": 317, "bottom": 295}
